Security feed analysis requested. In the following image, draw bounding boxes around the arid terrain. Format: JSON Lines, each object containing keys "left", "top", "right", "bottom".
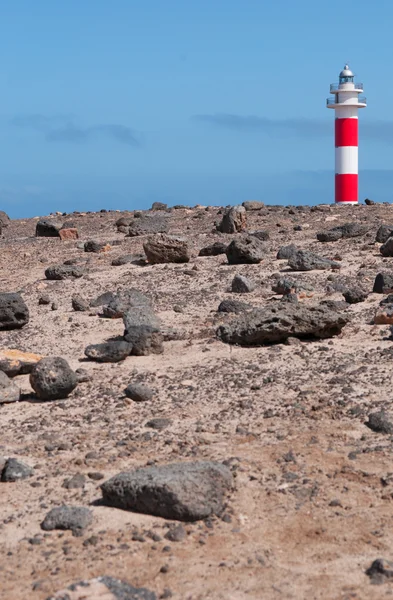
{"left": 2, "top": 201, "right": 393, "bottom": 600}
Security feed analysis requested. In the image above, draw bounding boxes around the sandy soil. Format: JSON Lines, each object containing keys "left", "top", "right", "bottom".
{"left": 1, "top": 203, "right": 393, "bottom": 599}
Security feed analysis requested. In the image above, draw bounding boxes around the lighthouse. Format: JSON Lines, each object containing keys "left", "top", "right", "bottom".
{"left": 327, "top": 65, "right": 367, "bottom": 204}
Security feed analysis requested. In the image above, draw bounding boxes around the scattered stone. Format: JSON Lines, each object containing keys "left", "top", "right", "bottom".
{"left": 288, "top": 250, "right": 340, "bottom": 271}
{"left": 343, "top": 287, "right": 368, "bottom": 304}
{"left": 364, "top": 198, "right": 376, "bottom": 206}
{"left": 0, "top": 370, "right": 21, "bottom": 403}
{"left": 366, "top": 411, "right": 393, "bottom": 434}
{"left": 217, "top": 206, "right": 247, "bottom": 234}
{"left": 38, "top": 295, "right": 51, "bottom": 305}
{"left": 373, "top": 272, "right": 393, "bottom": 294}
{"left": 30, "top": 357, "right": 78, "bottom": 400}
{"left": 217, "top": 303, "right": 349, "bottom": 346}
{"left": 75, "top": 368, "right": 91, "bottom": 383}
{"left": 374, "top": 306, "right": 393, "bottom": 324}
{"left": 217, "top": 299, "right": 253, "bottom": 314}
{"left": 51, "top": 302, "right": 58, "bottom": 311}
{"left": 242, "top": 201, "right": 264, "bottom": 211}
{"left": 143, "top": 234, "right": 190, "bottom": 264}
{"left": 46, "top": 576, "right": 157, "bottom": 600}
{"left": 1, "top": 458, "right": 33, "bottom": 481}
{"left": 199, "top": 242, "right": 228, "bottom": 257}
{"left": 90, "top": 291, "right": 116, "bottom": 307}
{"left": 72, "top": 295, "right": 89, "bottom": 312}
{"left": 84, "top": 240, "right": 109, "bottom": 253}
{"left": 62, "top": 474, "right": 86, "bottom": 490}
{"left": 116, "top": 217, "right": 130, "bottom": 228}
{"left": 103, "top": 289, "right": 152, "bottom": 319}
{"left": 41, "top": 505, "right": 92, "bottom": 534}
{"left": 249, "top": 230, "right": 270, "bottom": 241}
{"left": 128, "top": 215, "right": 169, "bottom": 237}
{"left": 111, "top": 254, "right": 140, "bottom": 266}
{"left": 45, "top": 265, "right": 84, "bottom": 280}
{"left": 101, "top": 461, "right": 233, "bottom": 521}
{"left": 366, "top": 559, "right": 393, "bottom": 584}
{"left": 88, "top": 472, "right": 104, "bottom": 481}
{"left": 376, "top": 225, "right": 393, "bottom": 244}
{"left": 380, "top": 237, "right": 393, "bottom": 257}
{"left": 84, "top": 341, "right": 132, "bottom": 363}
{"left": 226, "top": 236, "right": 265, "bottom": 264}
{"left": 0, "top": 293, "right": 29, "bottom": 330}
{"left": 146, "top": 418, "right": 172, "bottom": 430}
{"left": 231, "top": 275, "right": 256, "bottom": 293}
{"left": 281, "top": 292, "right": 298, "bottom": 304}
{"left": 317, "top": 222, "right": 369, "bottom": 242}
{"left": 164, "top": 524, "right": 186, "bottom": 542}
{"left": 123, "top": 307, "right": 163, "bottom": 355}
{"left": 271, "top": 277, "right": 314, "bottom": 297}
{"left": 0, "top": 349, "right": 43, "bottom": 377}
{"left": 277, "top": 244, "right": 298, "bottom": 260}
{"left": 125, "top": 384, "right": 154, "bottom": 402}
{"left": 151, "top": 202, "right": 168, "bottom": 211}
{"left": 59, "top": 228, "right": 79, "bottom": 241}
{"left": 35, "top": 219, "right": 61, "bottom": 237}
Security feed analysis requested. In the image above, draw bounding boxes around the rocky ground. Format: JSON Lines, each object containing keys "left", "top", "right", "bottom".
{"left": 3, "top": 202, "right": 393, "bottom": 599}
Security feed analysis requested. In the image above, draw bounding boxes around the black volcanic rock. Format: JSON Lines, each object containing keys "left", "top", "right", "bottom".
{"left": 226, "top": 236, "right": 266, "bottom": 264}
{"left": 217, "top": 303, "right": 349, "bottom": 346}
{"left": 30, "top": 357, "right": 78, "bottom": 400}
{"left": 101, "top": 461, "right": 233, "bottom": 521}
{"left": 45, "top": 265, "right": 85, "bottom": 280}
{"left": 35, "top": 219, "right": 61, "bottom": 237}
{"left": 0, "top": 293, "right": 29, "bottom": 330}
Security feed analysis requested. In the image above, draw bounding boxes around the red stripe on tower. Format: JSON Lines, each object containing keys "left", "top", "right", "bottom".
{"left": 335, "top": 118, "right": 358, "bottom": 147}
{"left": 335, "top": 174, "right": 358, "bottom": 203}
{"left": 327, "top": 65, "right": 366, "bottom": 204}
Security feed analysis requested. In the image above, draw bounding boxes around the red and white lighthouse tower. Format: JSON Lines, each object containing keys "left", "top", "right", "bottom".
{"left": 327, "top": 65, "right": 367, "bottom": 204}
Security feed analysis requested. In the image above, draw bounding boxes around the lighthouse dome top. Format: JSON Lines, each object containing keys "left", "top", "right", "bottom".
{"left": 339, "top": 64, "right": 354, "bottom": 78}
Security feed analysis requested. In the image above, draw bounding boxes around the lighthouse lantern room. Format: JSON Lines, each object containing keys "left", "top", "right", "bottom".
{"left": 327, "top": 65, "right": 367, "bottom": 204}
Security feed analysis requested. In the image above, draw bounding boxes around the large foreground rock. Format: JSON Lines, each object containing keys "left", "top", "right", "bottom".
{"left": 30, "top": 357, "right": 78, "bottom": 400}
{"left": 217, "top": 206, "right": 247, "bottom": 233}
{"left": 226, "top": 236, "right": 265, "bottom": 264}
{"left": 288, "top": 250, "right": 340, "bottom": 271}
{"left": 46, "top": 577, "right": 157, "bottom": 600}
{"left": 217, "top": 303, "right": 349, "bottom": 345}
{"left": 128, "top": 215, "right": 169, "bottom": 237}
{"left": 143, "top": 234, "right": 190, "bottom": 264}
{"left": 101, "top": 461, "right": 233, "bottom": 521}
{"left": 123, "top": 307, "right": 163, "bottom": 355}
{"left": 0, "top": 293, "right": 29, "bottom": 330}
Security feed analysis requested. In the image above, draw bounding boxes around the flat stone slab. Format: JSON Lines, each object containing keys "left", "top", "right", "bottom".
{"left": 101, "top": 461, "right": 233, "bottom": 521}
{"left": 0, "top": 349, "right": 43, "bottom": 377}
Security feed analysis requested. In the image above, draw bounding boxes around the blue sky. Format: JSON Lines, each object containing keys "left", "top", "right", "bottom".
{"left": 0, "top": 0, "right": 392, "bottom": 217}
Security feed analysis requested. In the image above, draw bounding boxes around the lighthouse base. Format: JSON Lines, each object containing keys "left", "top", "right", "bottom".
{"left": 335, "top": 174, "right": 358, "bottom": 204}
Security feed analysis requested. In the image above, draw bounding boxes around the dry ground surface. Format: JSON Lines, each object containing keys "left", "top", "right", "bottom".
{"left": 2, "top": 203, "right": 393, "bottom": 599}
